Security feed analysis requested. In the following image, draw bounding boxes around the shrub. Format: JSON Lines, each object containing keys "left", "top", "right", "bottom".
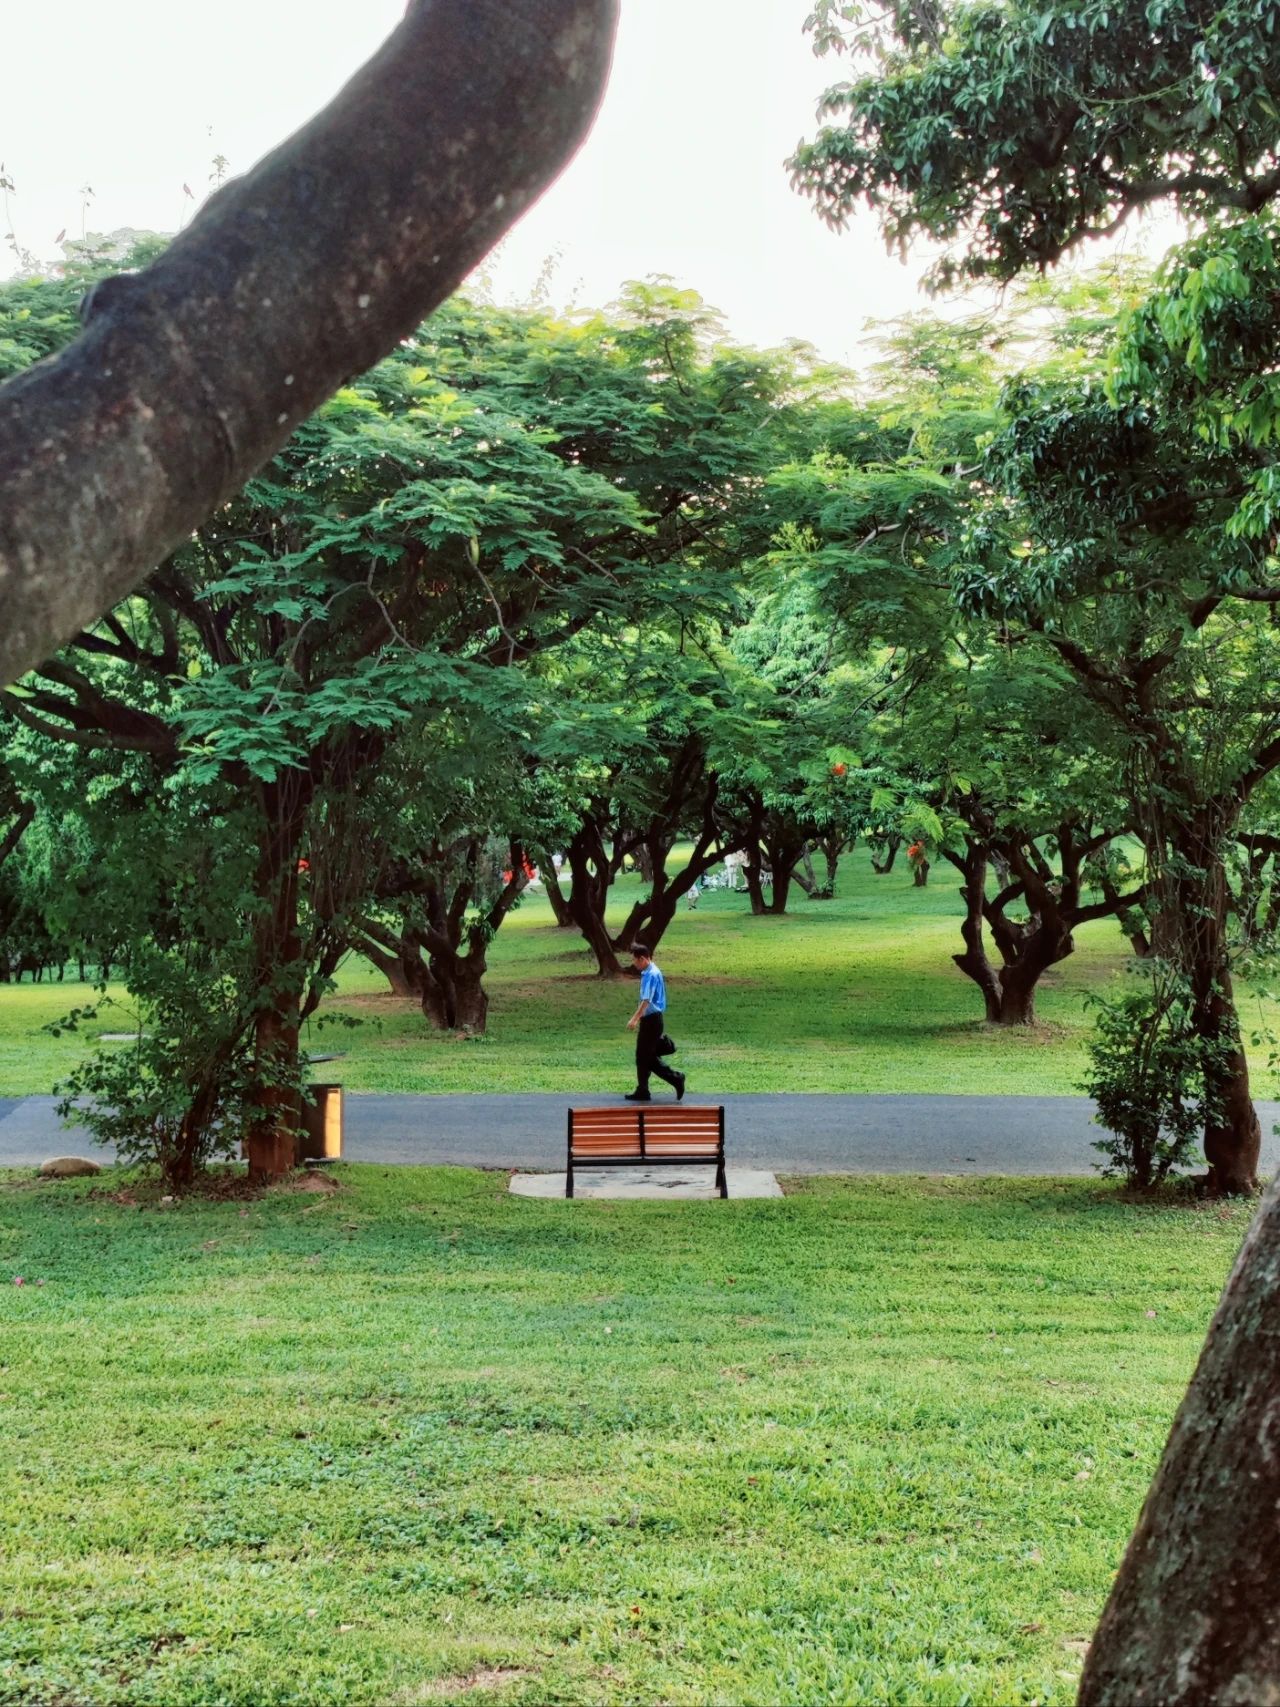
{"left": 48, "top": 944, "right": 276, "bottom": 1191}
{"left": 1080, "top": 964, "right": 1205, "bottom": 1189}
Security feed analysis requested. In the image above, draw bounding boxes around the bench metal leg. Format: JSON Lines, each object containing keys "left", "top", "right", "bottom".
{"left": 566, "top": 1162, "right": 574, "bottom": 1199}
{"left": 716, "top": 1159, "right": 728, "bottom": 1199}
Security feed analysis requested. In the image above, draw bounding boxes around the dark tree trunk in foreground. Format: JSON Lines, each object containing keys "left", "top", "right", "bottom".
{"left": 1078, "top": 1170, "right": 1280, "bottom": 1704}
{"left": 951, "top": 844, "right": 1004, "bottom": 1023}
{"left": 735, "top": 793, "right": 806, "bottom": 917}
{"left": 246, "top": 773, "right": 312, "bottom": 1183}
{"left": 0, "top": 0, "right": 619, "bottom": 688}
{"left": 763, "top": 841, "right": 805, "bottom": 915}
{"left": 1173, "top": 829, "right": 1262, "bottom": 1195}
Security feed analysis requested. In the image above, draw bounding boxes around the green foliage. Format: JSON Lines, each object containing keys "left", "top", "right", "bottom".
{"left": 44, "top": 792, "right": 272, "bottom": 1186}
{"left": 0, "top": 1165, "right": 1252, "bottom": 1704}
{"left": 48, "top": 966, "right": 261, "bottom": 1184}
{"left": 1080, "top": 966, "right": 1207, "bottom": 1188}
{"left": 791, "top": 0, "right": 1280, "bottom": 288}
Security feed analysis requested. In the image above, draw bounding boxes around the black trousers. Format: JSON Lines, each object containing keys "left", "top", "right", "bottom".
{"left": 636, "top": 1011, "right": 680, "bottom": 1094}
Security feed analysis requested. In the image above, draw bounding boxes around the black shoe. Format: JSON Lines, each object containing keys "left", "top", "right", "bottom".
{"left": 674, "top": 1073, "right": 686, "bottom": 1102}
{"left": 624, "top": 1090, "right": 652, "bottom": 1102}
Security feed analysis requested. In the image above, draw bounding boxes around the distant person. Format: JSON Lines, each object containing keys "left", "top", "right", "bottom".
{"left": 624, "top": 942, "right": 685, "bottom": 1103}
{"left": 686, "top": 880, "right": 701, "bottom": 909}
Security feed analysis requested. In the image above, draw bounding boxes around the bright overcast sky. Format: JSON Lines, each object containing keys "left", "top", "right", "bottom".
{"left": 3, "top": 0, "right": 1174, "bottom": 365}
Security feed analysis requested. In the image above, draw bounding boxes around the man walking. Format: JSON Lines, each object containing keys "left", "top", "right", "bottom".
{"left": 624, "top": 942, "right": 686, "bottom": 1103}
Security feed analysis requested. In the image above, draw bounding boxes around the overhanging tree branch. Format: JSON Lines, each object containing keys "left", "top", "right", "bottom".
{"left": 0, "top": 0, "right": 619, "bottom": 687}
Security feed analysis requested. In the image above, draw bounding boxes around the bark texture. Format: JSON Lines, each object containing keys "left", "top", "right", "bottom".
{"left": 1174, "top": 834, "right": 1262, "bottom": 1194}
{"left": 946, "top": 821, "right": 1139, "bottom": 1027}
{"left": 1078, "top": 1168, "right": 1280, "bottom": 1705}
{"left": 0, "top": 0, "right": 618, "bottom": 687}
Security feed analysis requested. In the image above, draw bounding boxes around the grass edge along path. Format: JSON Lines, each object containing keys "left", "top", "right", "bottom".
{"left": 0, "top": 1165, "right": 1253, "bottom": 1706}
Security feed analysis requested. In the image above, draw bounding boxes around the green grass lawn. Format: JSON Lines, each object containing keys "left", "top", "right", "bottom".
{"left": 4, "top": 847, "right": 1279, "bottom": 1100}
{"left": 0, "top": 1166, "right": 1251, "bottom": 1705}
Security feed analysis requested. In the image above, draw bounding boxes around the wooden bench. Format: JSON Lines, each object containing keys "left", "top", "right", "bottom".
{"left": 566, "top": 1105, "right": 727, "bottom": 1199}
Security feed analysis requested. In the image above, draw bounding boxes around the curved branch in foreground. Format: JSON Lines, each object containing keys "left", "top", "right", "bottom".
{"left": 0, "top": 0, "right": 619, "bottom": 687}
{"left": 1078, "top": 1172, "right": 1280, "bottom": 1704}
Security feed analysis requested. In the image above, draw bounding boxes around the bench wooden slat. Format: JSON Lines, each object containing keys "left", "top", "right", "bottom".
{"left": 566, "top": 1105, "right": 727, "bottom": 1199}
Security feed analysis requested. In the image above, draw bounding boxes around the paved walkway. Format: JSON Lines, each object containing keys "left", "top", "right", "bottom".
{"left": 3, "top": 1091, "right": 1278, "bottom": 1174}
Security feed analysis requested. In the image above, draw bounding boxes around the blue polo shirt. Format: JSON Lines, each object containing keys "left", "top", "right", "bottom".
{"left": 640, "top": 963, "right": 667, "bottom": 1013}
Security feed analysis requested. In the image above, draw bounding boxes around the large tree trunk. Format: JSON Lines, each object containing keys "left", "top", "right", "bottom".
{"left": 1178, "top": 840, "right": 1261, "bottom": 1195}
{"left": 818, "top": 833, "right": 843, "bottom": 897}
{"left": 425, "top": 947, "right": 490, "bottom": 1033}
{"left": 760, "top": 832, "right": 806, "bottom": 915}
{"left": 612, "top": 796, "right": 738, "bottom": 952}
{"left": 0, "top": 0, "right": 620, "bottom": 689}
{"left": 566, "top": 822, "right": 626, "bottom": 975}
{"left": 1078, "top": 1168, "right": 1280, "bottom": 1704}
{"left": 245, "top": 775, "right": 311, "bottom": 1183}
{"left": 950, "top": 846, "right": 1004, "bottom": 1023}
{"left": 991, "top": 936, "right": 1065, "bottom": 1027}
{"left": 744, "top": 857, "right": 768, "bottom": 917}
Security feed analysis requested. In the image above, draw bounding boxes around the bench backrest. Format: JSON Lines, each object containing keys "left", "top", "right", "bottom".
{"left": 569, "top": 1106, "right": 723, "bottom": 1158}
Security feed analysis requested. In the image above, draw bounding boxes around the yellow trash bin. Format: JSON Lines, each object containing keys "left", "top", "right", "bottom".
{"left": 299, "top": 1083, "right": 344, "bottom": 1162}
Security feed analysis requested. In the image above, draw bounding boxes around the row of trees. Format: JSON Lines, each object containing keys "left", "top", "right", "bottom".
{"left": 10, "top": 235, "right": 1280, "bottom": 1205}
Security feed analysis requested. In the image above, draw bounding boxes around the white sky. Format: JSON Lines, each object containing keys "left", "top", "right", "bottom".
{"left": 3, "top": 0, "right": 1175, "bottom": 365}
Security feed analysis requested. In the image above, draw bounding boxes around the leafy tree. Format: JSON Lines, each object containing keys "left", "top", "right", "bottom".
{"left": 48, "top": 786, "right": 272, "bottom": 1190}
{"left": 959, "top": 366, "right": 1280, "bottom": 1190}
{"left": 0, "top": 269, "right": 659, "bottom": 1178}
{"left": 542, "top": 655, "right": 754, "bottom": 973}
{"left": 790, "top": 0, "right": 1280, "bottom": 288}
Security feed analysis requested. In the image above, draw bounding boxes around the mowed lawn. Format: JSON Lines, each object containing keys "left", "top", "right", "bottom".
{"left": 0, "top": 1166, "right": 1253, "bottom": 1706}
{"left": 4, "top": 847, "right": 1280, "bottom": 1099}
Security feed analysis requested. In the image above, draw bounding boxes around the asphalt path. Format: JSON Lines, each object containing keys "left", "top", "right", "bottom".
{"left": 3, "top": 1091, "right": 1279, "bottom": 1175}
